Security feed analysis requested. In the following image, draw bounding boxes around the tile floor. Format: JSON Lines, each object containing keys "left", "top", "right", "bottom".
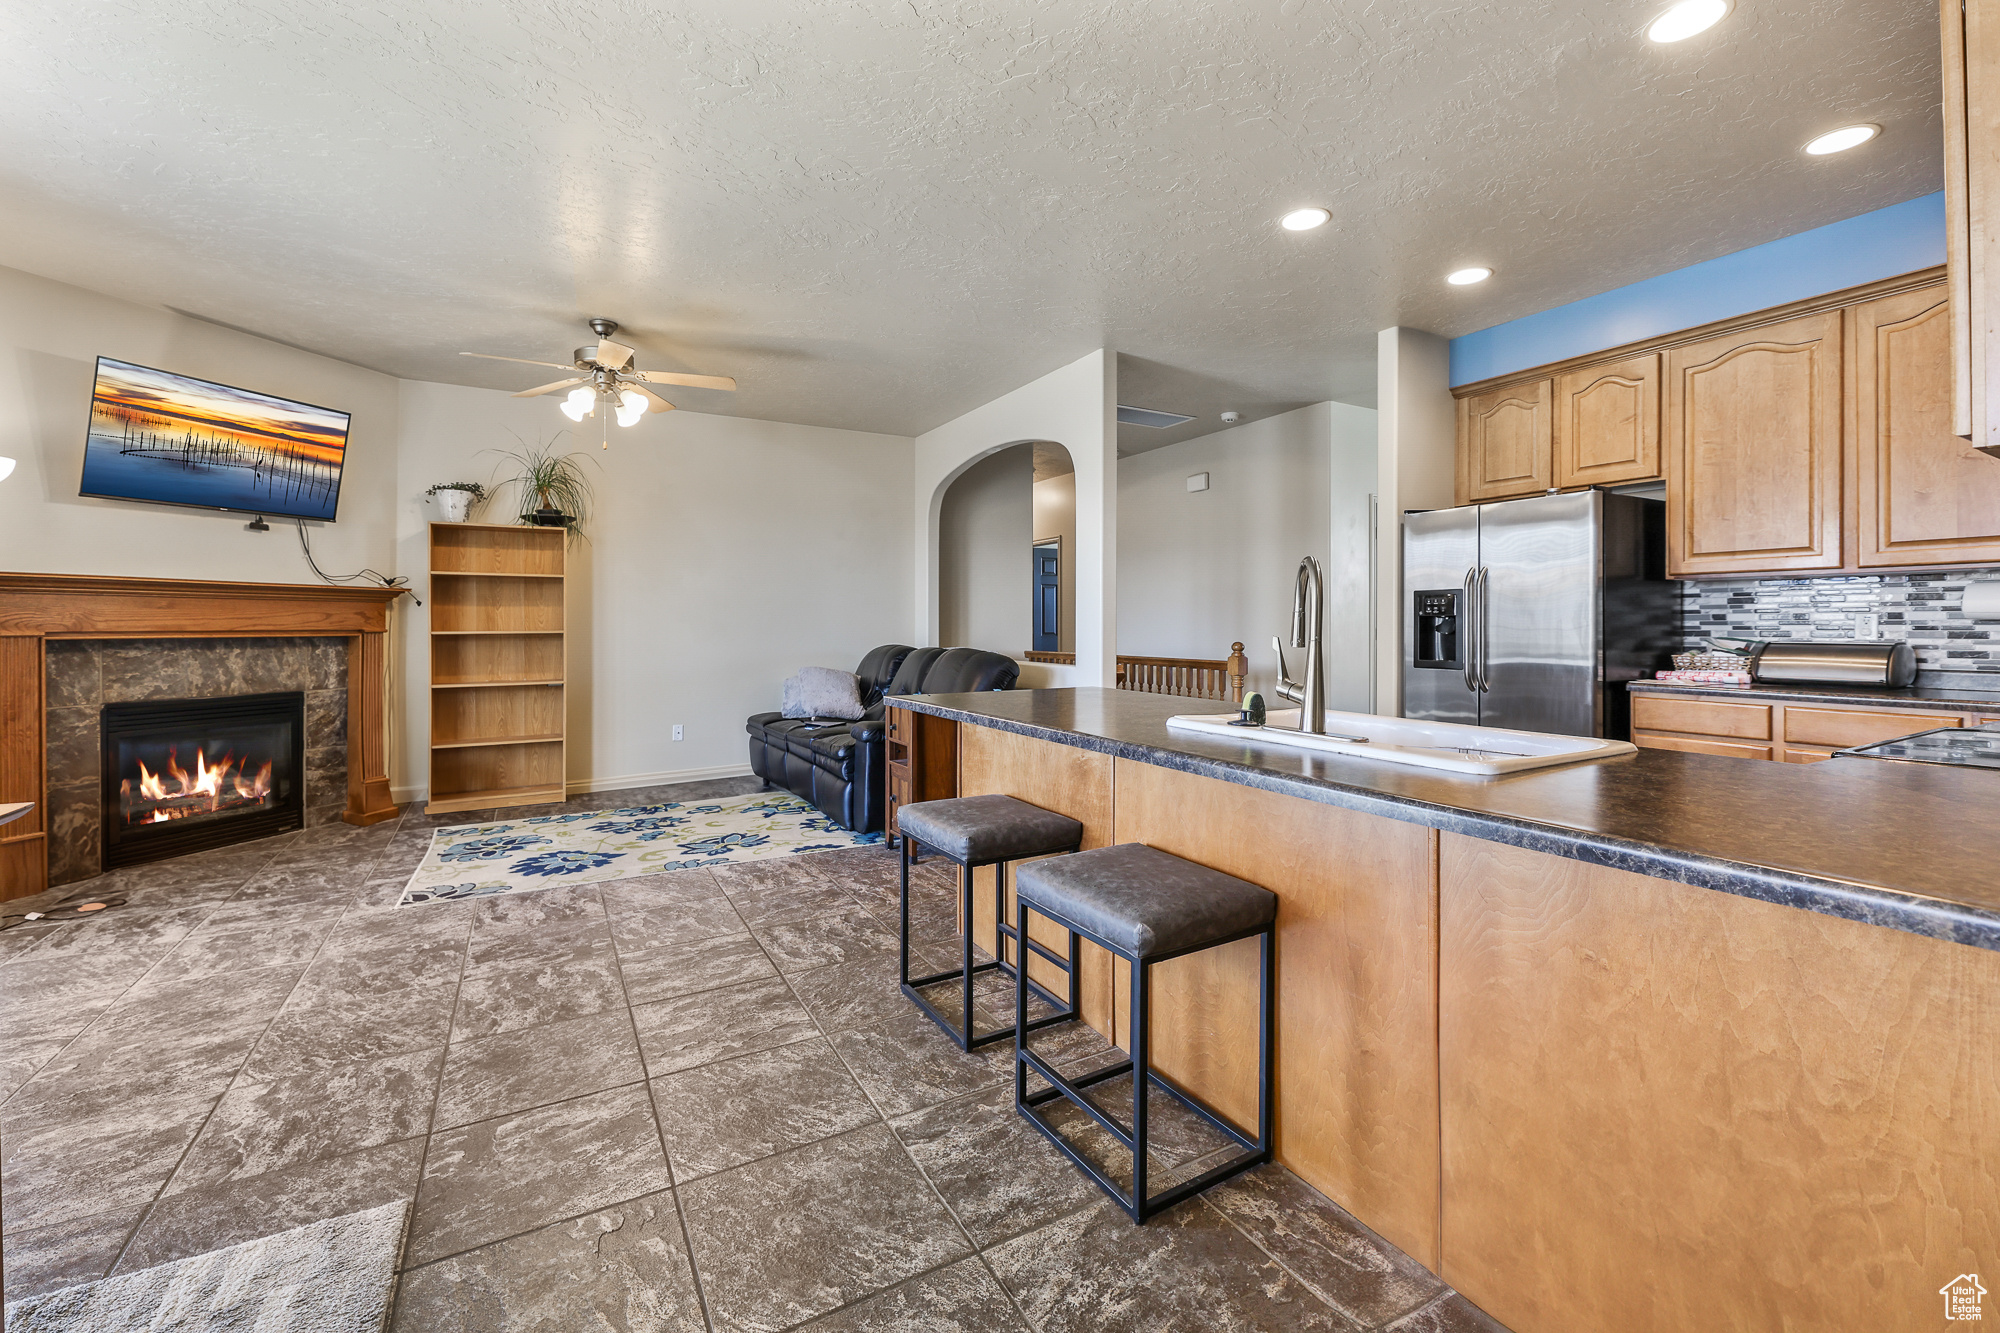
{"left": 0, "top": 778, "right": 1508, "bottom": 1332}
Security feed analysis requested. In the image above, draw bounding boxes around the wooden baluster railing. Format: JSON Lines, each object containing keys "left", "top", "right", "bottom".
{"left": 1020, "top": 643, "right": 1249, "bottom": 704}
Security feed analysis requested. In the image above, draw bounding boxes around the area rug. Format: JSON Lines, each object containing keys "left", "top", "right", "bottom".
{"left": 3, "top": 1201, "right": 407, "bottom": 1332}
{"left": 397, "top": 788, "right": 883, "bottom": 905}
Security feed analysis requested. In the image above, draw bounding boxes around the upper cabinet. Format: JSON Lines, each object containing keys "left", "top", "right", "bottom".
{"left": 1554, "top": 352, "right": 1661, "bottom": 490}
{"left": 1664, "top": 310, "right": 1844, "bottom": 577}
{"left": 1942, "top": 0, "right": 1998, "bottom": 450}
{"left": 1853, "top": 287, "right": 2000, "bottom": 565}
{"left": 1456, "top": 378, "right": 1552, "bottom": 504}
{"left": 1453, "top": 268, "right": 1994, "bottom": 575}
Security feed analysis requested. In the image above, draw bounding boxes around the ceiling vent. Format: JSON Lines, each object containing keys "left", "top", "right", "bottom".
{"left": 1116, "top": 404, "right": 1195, "bottom": 429}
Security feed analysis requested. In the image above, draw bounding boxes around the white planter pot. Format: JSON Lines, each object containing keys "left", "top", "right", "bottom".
{"left": 433, "top": 490, "right": 473, "bottom": 523}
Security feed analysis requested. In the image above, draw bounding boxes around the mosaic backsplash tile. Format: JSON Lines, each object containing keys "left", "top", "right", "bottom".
{"left": 1681, "top": 568, "right": 2000, "bottom": 675}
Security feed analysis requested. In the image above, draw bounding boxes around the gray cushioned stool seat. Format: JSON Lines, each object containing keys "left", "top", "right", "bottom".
{"left": 1015, "top": 842, "right": 1275, "bottom": 959}
{"left": 896, "top": 794, "right": 1083, "bottom": 864}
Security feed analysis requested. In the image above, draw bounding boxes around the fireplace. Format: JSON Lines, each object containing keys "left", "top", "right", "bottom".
{"left": 101, "top": 692, "right": 306, "bottom": 870}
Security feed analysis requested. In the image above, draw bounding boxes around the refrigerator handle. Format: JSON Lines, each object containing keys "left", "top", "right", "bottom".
{"left": 1461, "top": 567, "right": 1478, "bottom": 694}
{"left": 1477, "top": 565, "right": 1492, "bottom": 693}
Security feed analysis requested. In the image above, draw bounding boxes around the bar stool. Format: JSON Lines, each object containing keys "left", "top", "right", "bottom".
{"left": 1012, "top": 841, "right": 1276, "bottom": 1224}
{"left": 896, "top": 794, "right": 1084, "bottom": 1052}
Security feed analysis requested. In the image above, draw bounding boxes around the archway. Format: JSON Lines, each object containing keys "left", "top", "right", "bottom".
{"left": 934, "top": 440, "right": 1075, "bottom": 658}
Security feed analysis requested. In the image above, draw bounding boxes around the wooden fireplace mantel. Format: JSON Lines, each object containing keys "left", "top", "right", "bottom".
{"left": 0, "top": 572, "right": 408, "bottom": 899}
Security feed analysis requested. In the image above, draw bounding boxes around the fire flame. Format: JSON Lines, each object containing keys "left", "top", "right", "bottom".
{"left": 125, "top": 745, "right": 273, "bottom": 824}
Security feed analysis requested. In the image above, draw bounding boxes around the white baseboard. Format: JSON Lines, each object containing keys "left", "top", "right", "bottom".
{"left": 391, "top": 763, "right": 756, "bottom": 807}
{"left": 565, "top": 764, "right": 756, "bottom": 795}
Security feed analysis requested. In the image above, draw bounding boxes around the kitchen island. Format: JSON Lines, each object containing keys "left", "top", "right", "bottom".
{"left": 891, "top": 687, "right": 1999, "bottom": 1333}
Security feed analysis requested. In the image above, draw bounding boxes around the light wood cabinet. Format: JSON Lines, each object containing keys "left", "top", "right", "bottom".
{"left": 883, "top": 703, "right": 955, "bottom": 850}
{"left": 1455, "top": 270, "right": 2000, "bottom": 574}
{"left": 426, "top": 523, "right": 567, "bottom": 814}
{"left": 1665, "top": 310, "right": 1844, "bottom": 576}
{"left": 1942, "top": 0, "right": 2000, "bottom": 453}
{"left": 1438, "top": 833, "right": 2000, "bottom": 1333}
{"left": 1456, "top": 378, "right": 1552, "bottom": 504}
{"left": 1852, "top": 286, "right": 2000, "bottom": 565}
{"left": 1633, "top": 693, "right": 1969, "bottom": 764}
{"left": 1554, "top": 352, "right": 1660, "bottom": 489}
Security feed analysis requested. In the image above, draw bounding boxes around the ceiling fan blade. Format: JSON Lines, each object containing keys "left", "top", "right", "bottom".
{"left": 512, "top": 377, "right": 586, "bottom": 398}
{"left": 460, "top": 351, "right": 578, "bottom": 370}
{"left": 634, "top": 370, "right": 737, "bottom": 391}
{"left": 628, "top": 383, "right": 677, "bottom": 414}
{"left": 595, "top": 339, "right": 635, "bottom": 370}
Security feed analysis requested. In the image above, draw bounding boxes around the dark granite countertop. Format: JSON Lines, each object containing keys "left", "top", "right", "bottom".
{"left": 899, "top": 688, "right": 2000, "bottom": 954}
{"left": 1627, "top": 677, "right": 2000, "bottom": 713}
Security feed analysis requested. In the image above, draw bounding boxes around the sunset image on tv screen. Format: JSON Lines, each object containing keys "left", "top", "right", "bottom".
{"left": 79, "top": 357, "right": 351, "bottom": 521}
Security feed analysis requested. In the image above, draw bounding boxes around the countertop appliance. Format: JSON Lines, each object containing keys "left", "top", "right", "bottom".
{"left": 1749, "top": 640, "right": 1917, "bottom": 687}
{"left": 1836, "top": 724, "right": 2000, "bottom": 768}
{"left": 1403, "top": 491, "right": 1676, "bottom": 739}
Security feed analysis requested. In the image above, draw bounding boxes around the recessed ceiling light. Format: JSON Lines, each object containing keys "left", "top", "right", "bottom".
{"left": 1447, "top": 267, "right": 1493, "bottom": 286}
{"left": 1281, "top": 207, "right": 1331, "bottom": 231}
{"left": 1646, "top": 0, "right": 1727, "bottom": 43}
{"left": 1804, "top": 124, "right": 1880, "bottom": 156}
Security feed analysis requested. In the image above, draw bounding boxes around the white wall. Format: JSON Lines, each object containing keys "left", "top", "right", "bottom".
{"left": 1325, "top": 401, "right": 1379, "bottom": 712}
{"left": 914, "top": 350, "right": 1116, "bottom": 687}
{"left": 1117, "top": 402, "right": 1374, "bottom": 709}
{"left": 937, "top": 444, "right": 1033, "bottom": 653}
{"left": 394, "top": 381, "right": 914, "bottom": 798}
{"left": 1032, "top": 468, "right": 1077, "bottom": 652}
{"left": 0, "top": 263, "right": 400, "bottom": 586}
{"left": 1374, "top": 328, "right": 1456, "bottom": 715}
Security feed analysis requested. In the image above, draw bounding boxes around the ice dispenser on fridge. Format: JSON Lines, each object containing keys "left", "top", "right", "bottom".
{"left": 1412, "top": 589, "right": 1463, "bottom": 671}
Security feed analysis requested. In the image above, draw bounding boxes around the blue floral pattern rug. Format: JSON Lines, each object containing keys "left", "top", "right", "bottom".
{"left": 397, "top": 790, "right": 882, "bottom": 906}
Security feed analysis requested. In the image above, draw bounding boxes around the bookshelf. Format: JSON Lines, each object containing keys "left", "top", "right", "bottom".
{"left": 426, "top": 523, "right": 567, "bottom": 814}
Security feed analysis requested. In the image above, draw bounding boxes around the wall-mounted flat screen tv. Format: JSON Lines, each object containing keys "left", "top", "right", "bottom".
{"left": 79, "top": 357, "right": 351, "bottom": 522}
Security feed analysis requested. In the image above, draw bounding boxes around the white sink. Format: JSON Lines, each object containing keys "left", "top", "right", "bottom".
{"left": 1165, "top": 708, "right": 1636, "bottom": 776}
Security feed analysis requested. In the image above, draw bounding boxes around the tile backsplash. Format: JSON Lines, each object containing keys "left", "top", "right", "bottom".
{"left": 1681, "top": 568, "right": 2000, "bottom": 675}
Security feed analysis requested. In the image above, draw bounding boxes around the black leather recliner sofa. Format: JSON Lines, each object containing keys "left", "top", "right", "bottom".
{"left": 745, "top": 644, "right": 1019, "bottom": 833}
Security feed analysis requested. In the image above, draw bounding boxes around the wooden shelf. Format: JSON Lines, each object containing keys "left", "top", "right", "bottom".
{"left": 427, "top": 522, "right": 566, "bottom": 815}
{"left": 431, "top": 733, "right": 564, "bottom": 751}
{"left": 425, "top": 783, "right": 566, "bottom": 814}
{"left": 430, "top": 571, "right": 566, "bottom": 579}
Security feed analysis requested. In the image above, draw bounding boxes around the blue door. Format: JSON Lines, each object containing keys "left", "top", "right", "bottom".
{"left": 1032, "top": 541, "right": 1060, "bottom": 652}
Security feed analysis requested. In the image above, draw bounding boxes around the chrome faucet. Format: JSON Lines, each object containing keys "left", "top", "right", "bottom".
{"left": 1272, "top": 555, "right": 1325, "bottom": 734}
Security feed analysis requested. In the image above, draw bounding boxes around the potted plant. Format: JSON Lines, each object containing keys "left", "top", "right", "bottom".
{"left": 424, "top": 481, "right": 487, "bottom": 523}
{"left": 494, "top": 442, "right": 596, "bottom": 540}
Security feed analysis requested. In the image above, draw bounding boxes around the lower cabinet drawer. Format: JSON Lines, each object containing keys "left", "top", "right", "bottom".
{"left": 1631, "top": 695, "right": 1772, "bottom": 740}
{"left": 1634, "top": 732, "right": 1774, "bottom": 761}
{"left": 1782, "top": 708, "right": 1962, "bottom": 749}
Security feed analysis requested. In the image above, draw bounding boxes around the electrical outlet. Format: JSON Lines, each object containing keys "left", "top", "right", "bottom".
{"left": 672, "top": 725, "right": 684, "bottom": 741}
{"left": 1858, "top": 612, "right": 1879, "bottom": 640}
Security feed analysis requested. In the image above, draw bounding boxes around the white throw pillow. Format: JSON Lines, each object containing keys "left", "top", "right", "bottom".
{"left": 781, "top": 667, "right": 865, "bottom": 720}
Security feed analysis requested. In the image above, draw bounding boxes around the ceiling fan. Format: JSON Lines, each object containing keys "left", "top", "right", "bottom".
{"left": 460, "top": 318, "right": 736, "bottom": 444}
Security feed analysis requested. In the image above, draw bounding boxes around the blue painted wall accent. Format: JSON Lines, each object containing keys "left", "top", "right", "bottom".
{"left": 1448, "top": 192, "right": 1947, "bottom": 387}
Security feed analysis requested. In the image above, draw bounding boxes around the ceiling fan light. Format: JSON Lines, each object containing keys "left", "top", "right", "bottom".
{"left": 559, "top": 387, "right": 595, "bottom": 422}
{"left": 615, "top": 390, "right": 647, "bottom": 428}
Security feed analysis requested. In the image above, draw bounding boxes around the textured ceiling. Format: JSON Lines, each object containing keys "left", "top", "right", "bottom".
{"left": 0, "top": 0, "right": 1942, "bottom": 438}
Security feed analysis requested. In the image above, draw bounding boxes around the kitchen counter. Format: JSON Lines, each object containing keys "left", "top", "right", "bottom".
{"left": 901, "top": 687, "right": 2000, "bottom": 953}
{"left": 1628, "top": 675, "right": 2000, "bottom": 712}
{"left": 894, "top": 687, "right": 1999, "bottom": 1330}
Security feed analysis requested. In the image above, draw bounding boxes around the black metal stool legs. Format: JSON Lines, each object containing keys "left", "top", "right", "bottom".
{"left": 1014, "top": 898, "right": 1275, "bottom": 1224}
{"left": 898, "top": 833, "right": 1081, "bottom": 1052}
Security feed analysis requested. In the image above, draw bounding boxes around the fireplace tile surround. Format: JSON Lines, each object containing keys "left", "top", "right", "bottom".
{"left": 45, "top": 638, "right": 349, "bottom": 885}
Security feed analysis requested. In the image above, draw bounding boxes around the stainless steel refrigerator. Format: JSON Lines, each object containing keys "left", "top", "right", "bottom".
{"left": 1401, "top": 490, "right": 1676, "bottom": 739}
